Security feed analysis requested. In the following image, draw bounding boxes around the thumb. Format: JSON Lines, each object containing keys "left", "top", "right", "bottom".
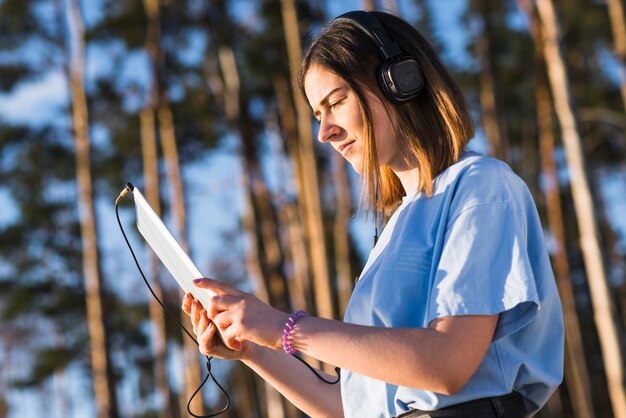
{"left": 192, "top": 277, "right": 242, "bottom": 296}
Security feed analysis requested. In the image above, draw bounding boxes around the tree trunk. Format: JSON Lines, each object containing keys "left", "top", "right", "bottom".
{"left": 533, "top": 1, "right": 626, "bottom": 417}
{"left": 157, "top": 102, "right": 206, "bottom": 416}
{"left": 208, "top": 39, "right": 270, "bottom": 304}
{"left": 332, "top": 154, "right": 353, "bottom": 317}
{"left": 209, "top": 7, "right": 290, "bottom": 414}
{"left": 140, "top": 0, "right": 175, "bottom": 415}
{"left": 382, "top": 0, "right": 398, "bottom": 15}
{"left": 606, "top": 0, "right": 626, "bottom": 113}
{"left": 240, "top": 165, "right": 271, "bottom": 304}
{"left": 238, "top": 160, "right": 287, "bottom": 418}
{"left": 65, "top": 0, "right": 119, "bottom": 416}
{"left": 273, "top": 75, "right": 314, "bottom": 313}
{"left": 140, "top": 106, "right": 175, "bottom": 418}
{"left": 520, "top": 4, "right": 596, "bottom": 415}
{"left": 280, "top": 0, "right": 335, "bottom": 321}
{"left": 475, "top": 0, "right": 510, "bottom": 163}
{"left": 246, "top": 145, "right": 290, "bottom": 312}
{"left": 536, "top": 66, "right": 595, "bottom": 418}
{"left": 139, "top": 0, "right": 205, "bottom": 412}
{"left": 361, "top": 0, "right": 375, "bottom": 11}
{"left": 272, "top": 70, "right": 322, "bottom": 376}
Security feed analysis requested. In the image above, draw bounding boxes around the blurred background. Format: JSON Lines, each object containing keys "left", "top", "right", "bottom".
{"left": 1, "top": 0, "right": 625, "bottom": 417}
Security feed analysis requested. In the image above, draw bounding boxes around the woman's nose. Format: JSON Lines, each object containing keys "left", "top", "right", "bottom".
{"left": 317, "top": 117, "right": 339, "bottom": 143}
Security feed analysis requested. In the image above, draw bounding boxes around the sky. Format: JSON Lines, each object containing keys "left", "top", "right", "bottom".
{"left": 0, "top": 0, "right": 473, "bottom": 277}
{"left": 0, "top": 2, "right": 473, "bottom": 416}
{"left": 3, "top": 1, "right": 626, "bottom": 417}
{"left": 8, "top": 0, "right": 626, "bottom": 416}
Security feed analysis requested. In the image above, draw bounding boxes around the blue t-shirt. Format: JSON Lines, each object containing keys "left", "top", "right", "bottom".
{"left": 341, "top": 152, "right": 564, "bottom": 418}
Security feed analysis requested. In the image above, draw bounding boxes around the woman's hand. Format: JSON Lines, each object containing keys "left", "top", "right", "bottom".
{"left": 192, "top": 278, "right": 290, "bottom": 352}
{"left": 181, "top": 293, "right": 251, "bottom": 360}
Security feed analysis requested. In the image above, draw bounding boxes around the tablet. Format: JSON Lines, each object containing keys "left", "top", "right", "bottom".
{"left": 129, "top": 184, "right": 216, "bottom": 309}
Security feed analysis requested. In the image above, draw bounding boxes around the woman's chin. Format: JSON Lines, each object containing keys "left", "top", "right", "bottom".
{"left": 348, "top": 160, "right": 364, "bottom": 174}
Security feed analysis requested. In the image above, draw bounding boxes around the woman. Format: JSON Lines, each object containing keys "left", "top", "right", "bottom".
{"left": 182, "top": 10, "right": 563, "bottom": 418}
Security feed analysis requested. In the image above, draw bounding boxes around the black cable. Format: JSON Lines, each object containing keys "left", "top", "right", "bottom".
{"left": 115, "top": 185, "right": 340, "bottom": 414}
{"left": 115, "top": 201, "right": 230, "bottom": 418}
{"left": 293, "top": 355, "right": 340, "bottom": 384}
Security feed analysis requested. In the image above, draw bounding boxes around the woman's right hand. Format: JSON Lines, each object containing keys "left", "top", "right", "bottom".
{"left": 181, "top": 293, "right": 254, "bottom": 361}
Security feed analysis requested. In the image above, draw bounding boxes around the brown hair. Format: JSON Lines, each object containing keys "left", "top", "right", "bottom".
{"left": 298, "top": 11, "right": 474, "bottom": 217}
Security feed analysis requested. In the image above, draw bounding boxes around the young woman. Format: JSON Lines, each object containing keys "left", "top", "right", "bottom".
{"left": 182, "top": 10, "right": 563, "bottom": 418}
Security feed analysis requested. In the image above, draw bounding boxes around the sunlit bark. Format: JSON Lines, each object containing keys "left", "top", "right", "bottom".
{"left": 475, "top": 0, "right": 510, "bottom": 162}
{"left": 140, "top": 1, "right": 174, "bottom": 415}
{"left": 65, "top": 0, "right": 119, "bottom": 416}
{"left": 137, "top": 0, "right": 206, "bottom": 413}
{"left": 332, "top": 154, "right": 353, "bottom": 316}
{"left": 273, "top": 76, "right": 313, "bottom": 313}
{"left": 606, "top": 0, "right": 626, "bottom": 112}
{"left": 208, "top": 3, "right": 291, "bottom": 414}
{"left": 382, "top": 0, "right": 398, "bottom": 15}
{"left": 280, "top": 0, "right": 335, "bottom": 321}
{"left": 532, "top": 1, "right": 626, "bottom": 416}
{"left": 361, "top": 0, "right": 375, "bottom": 11}
{"left": 536, "top": 67, "right": 595, "bottom": 418}
{"left": 157, "top": 102, "right": 206, "bottom": 416}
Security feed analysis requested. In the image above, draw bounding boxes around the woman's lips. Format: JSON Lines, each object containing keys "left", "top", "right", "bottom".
{"left": 338, "top": 140, "right": 355, "bottom": 157}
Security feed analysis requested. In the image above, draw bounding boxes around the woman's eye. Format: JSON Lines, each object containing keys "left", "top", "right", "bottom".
{"left": 330, "top": 98, "right": 345, "bottom": 109}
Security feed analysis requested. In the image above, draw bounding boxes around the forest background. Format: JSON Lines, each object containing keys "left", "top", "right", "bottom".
{"left": 1, "top": 0, "right": 626, "bottom": 417}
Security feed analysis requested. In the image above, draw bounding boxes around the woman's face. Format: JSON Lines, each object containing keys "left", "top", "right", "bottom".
{"left": 304, "top": 65, "right": 402, "bottom": 174}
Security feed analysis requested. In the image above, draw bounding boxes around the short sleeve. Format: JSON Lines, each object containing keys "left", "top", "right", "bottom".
{"left": 428, "top": 202, "right": 539, "bottom": 340}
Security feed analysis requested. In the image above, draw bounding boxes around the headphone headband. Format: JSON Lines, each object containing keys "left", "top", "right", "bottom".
{"left": 332, "top": 10, "right": 424, "bottom": 103}
{"left": 334, "top": 11, "right": 401, "bottom": 60}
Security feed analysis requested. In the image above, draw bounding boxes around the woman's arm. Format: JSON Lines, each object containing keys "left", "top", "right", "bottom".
{"left": 287, "top": 314, "right": 498, "bottom": 395}
{"left": 196, "top": 278, "right": 498, "bottom": 396}
{"left": 242, "top": 346, "right": 343, "bottom": 418}
{"left": 182, "top": 293, "right": 344, "bottom": 417}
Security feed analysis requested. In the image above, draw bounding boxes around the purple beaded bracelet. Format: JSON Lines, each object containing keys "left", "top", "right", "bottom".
{"left": 282, "top": 310, "right": 307, "bottom": 355}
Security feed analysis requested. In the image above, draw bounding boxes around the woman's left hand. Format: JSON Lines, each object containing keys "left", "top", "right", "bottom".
{"left": 194, "top": 277, "right": 290, "bottom": 351}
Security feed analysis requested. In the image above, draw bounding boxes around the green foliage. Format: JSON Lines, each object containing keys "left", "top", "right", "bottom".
{"left": 12, "top": 346, "right": 80, "bottom": 389}
{"left": 0, "top": 1, "right": 624, "bottom": 416}
{"left": 0, "top": 0, "right": 43, "bottom": 48}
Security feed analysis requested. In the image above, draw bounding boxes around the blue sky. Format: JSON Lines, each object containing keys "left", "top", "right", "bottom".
{"left": 0, "top": 3, "right": 468, "bottom": 415}
{"left": 0, "top": 0, "right": 473, "bottom": 268}
{"left": 6, "top": 1, "right": 626, "bottom": 416}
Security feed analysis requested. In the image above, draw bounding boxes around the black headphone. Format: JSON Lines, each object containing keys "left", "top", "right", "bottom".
{"left": 333, "top": 11, "right": 424, "bottom": 104}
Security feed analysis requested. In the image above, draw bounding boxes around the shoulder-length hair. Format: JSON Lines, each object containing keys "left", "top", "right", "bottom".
{"left": 297, "top": 11, "right": 474, "bottom": 217}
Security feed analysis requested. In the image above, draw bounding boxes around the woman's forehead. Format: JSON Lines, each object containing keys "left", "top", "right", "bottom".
{"left": 304, "top": 66, "right": 349, "bottom": 105}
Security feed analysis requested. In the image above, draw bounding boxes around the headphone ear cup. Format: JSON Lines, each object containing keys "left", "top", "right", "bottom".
{"left": 376, "top": 62, "right": 401, "bottom": 104}
{"left": 377, "top": 59, "right": 424, "bottom": 104}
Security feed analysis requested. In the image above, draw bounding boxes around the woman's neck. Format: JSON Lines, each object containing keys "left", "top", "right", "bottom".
{"left": 393, "top": 166, "right": 421, "bottom": 196}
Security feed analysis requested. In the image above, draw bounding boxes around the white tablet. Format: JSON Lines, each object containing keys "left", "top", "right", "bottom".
{"left": 130, "top": 185, "right": 216, "bottom": 309}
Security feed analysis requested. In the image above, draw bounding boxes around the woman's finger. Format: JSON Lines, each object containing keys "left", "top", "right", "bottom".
{"left": 223, "top": 331, "right": 243, "bottom": 351}
{"left": 181, "top": 292, "right": 194, "bottom": 315}
{"left": 190, "top": 300, "right": 203, "bottom": 331}
{"left": 196, "top": 321, "right": 218, "bottom": 355}
{"left": 211, "top": 310, "right": 243, "bottom": 350}
{"left": 206, "top": 294, "right": 247, "bottom": 320}
{"left": 212, "top": 310, "right": 233, "bottom": 333}
{"left": 197, "top": 309, "right": 209, "bottom": 334}
{"left": 193, "top": 277, "right": 243, "bottom": 296}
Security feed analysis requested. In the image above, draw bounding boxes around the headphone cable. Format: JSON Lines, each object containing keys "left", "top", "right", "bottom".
{"left": 115, "top": 201, "right": 230, "bottom": 418}
{"left": 115, "top": 185, "right": 340, "bottom": 415}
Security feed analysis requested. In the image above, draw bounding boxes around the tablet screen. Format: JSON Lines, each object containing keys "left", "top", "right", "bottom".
{"left": 132, "top": 187, "right": 215, "bottom": 307}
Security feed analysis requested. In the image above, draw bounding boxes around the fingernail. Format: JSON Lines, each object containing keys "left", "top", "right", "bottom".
{"left": 193, "top": 278, "right": 202, "bottom": 284}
